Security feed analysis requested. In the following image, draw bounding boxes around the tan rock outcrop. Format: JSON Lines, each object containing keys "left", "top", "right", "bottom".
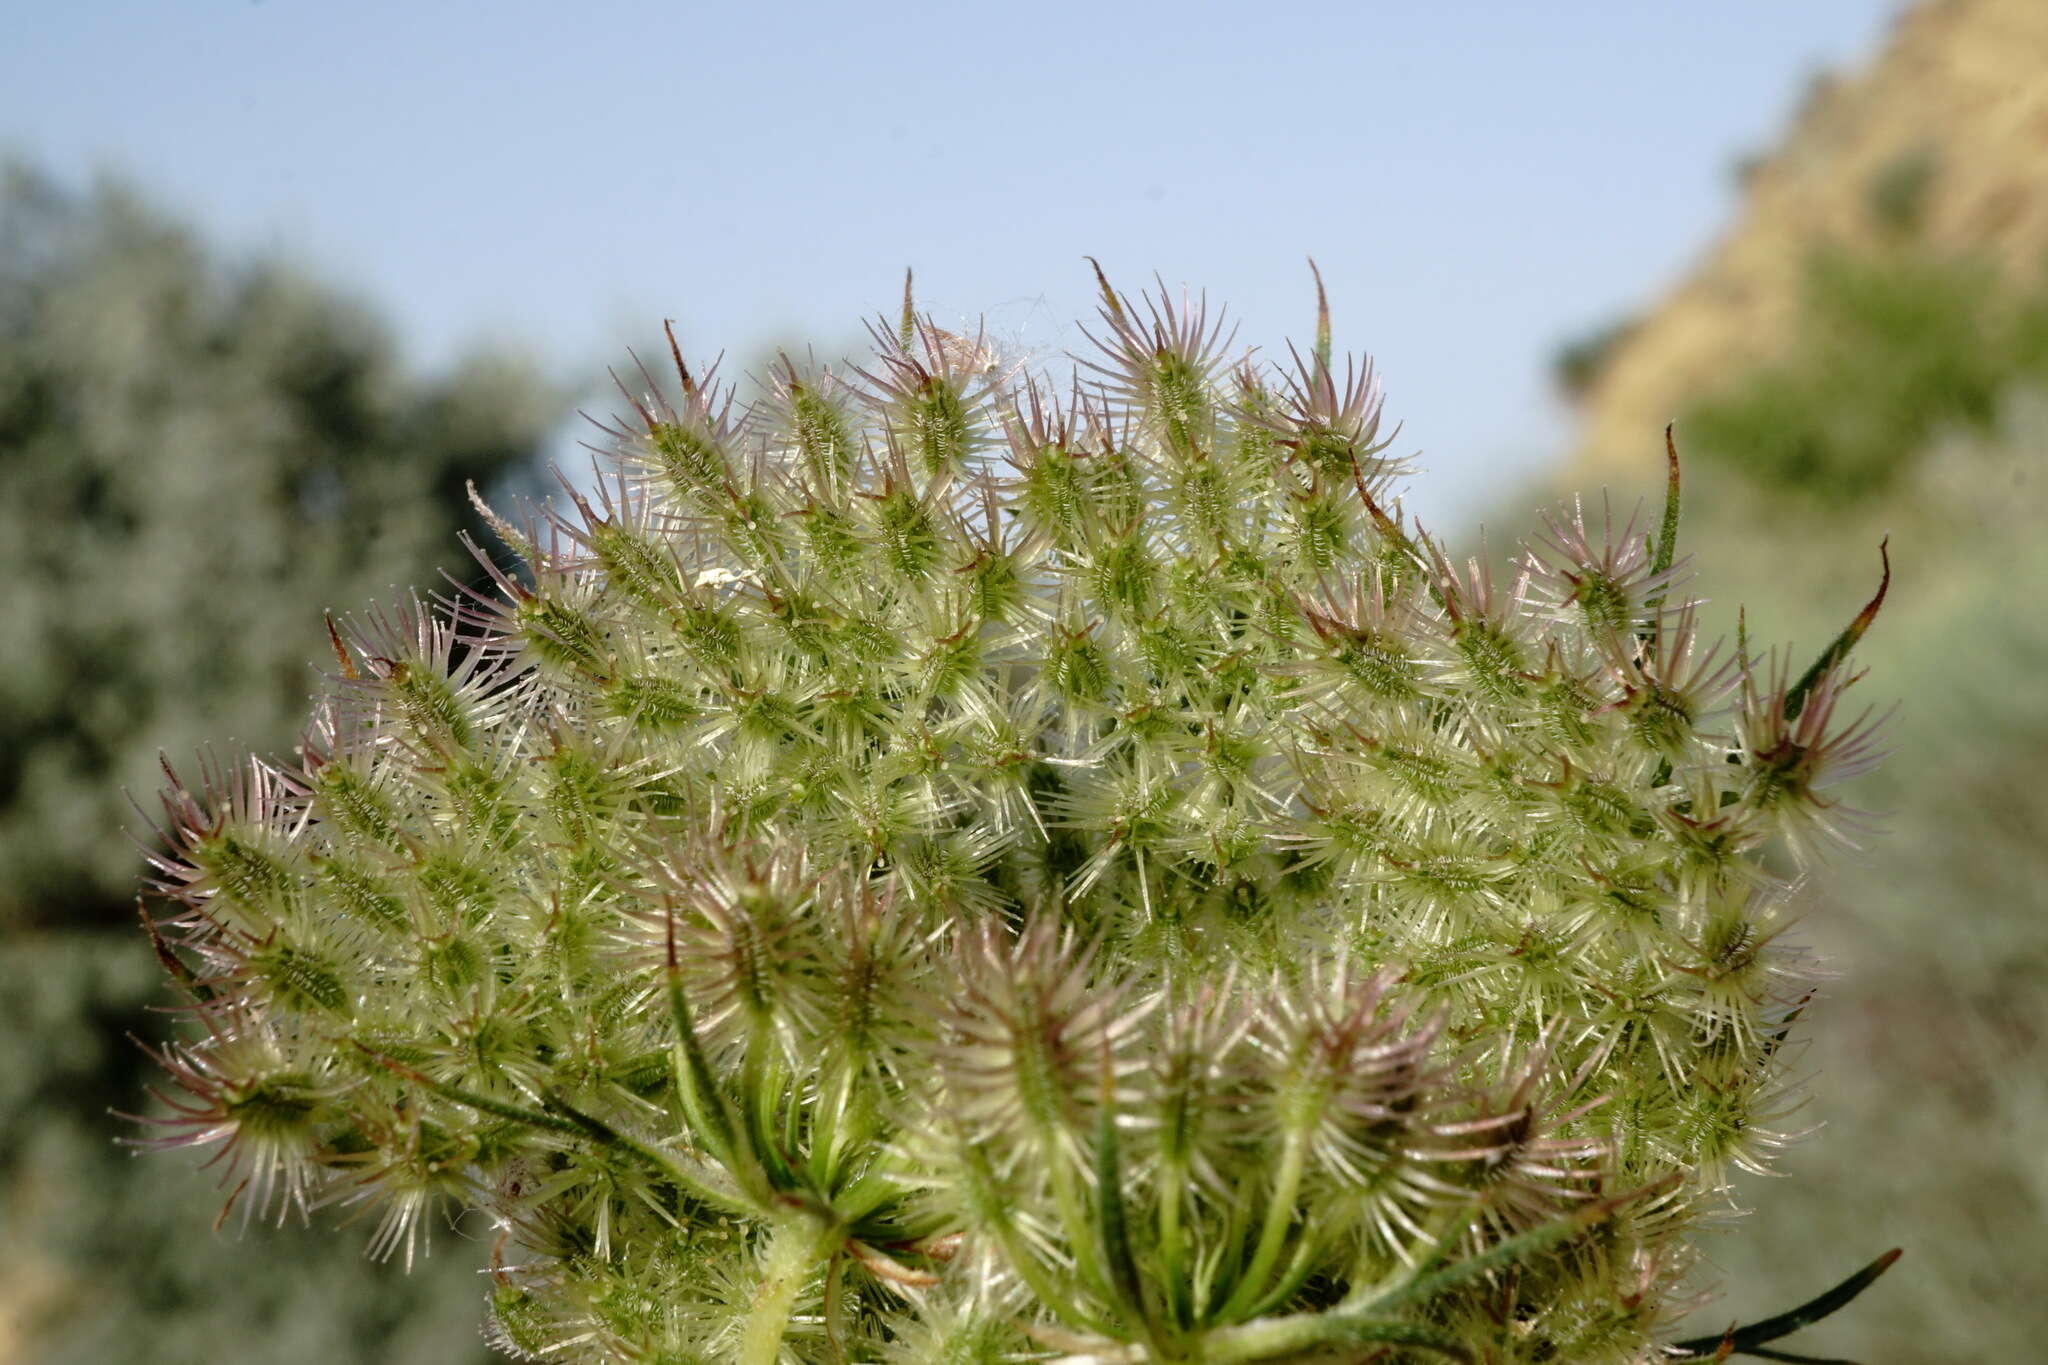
{"left": 1571, "top": 0, "right": 2048, "bottom": 481}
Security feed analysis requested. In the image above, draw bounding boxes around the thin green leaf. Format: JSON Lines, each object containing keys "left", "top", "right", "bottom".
{"left": 1364, "top": 1175, "right": 1679, "bottom": 1315}
{"left": 740, "top": 1024, "right": 799, "bottom": 1191}
{"left": 1668, "top": 1248, "right": 1902, "bottom": 1362}
{"left": 350, "top": 1040, "right": 581, "bottom": 1136}
{"left": 1643, "top": 423, "right": 1683, "bottom": 631}
{"left": 1784, "top": 539, "right": 1890, "bottom": 721}
{"left": 1652, "top": 423, "right": 1683, "bottom": 579}
{"left": 541, "top": 1088, "right": 753, "bottom": 1216}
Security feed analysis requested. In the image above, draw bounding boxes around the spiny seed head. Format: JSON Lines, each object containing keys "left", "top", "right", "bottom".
{"left": 130, "top": 267, "right": 1895, "bottom": 1365}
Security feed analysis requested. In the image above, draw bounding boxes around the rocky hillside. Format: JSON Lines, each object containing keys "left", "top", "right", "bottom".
{"left": 1569, "top": 0, "right": 2048, "bottom": 480}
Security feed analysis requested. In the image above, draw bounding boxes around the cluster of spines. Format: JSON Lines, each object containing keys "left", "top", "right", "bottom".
{"left": 132, "top": 269, "right": 1894, "bottom": 1364}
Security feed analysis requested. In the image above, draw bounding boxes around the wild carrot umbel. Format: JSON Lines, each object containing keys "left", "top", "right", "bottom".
{"left": 134, "top": 269, "right": 1899, "bottom": 1363}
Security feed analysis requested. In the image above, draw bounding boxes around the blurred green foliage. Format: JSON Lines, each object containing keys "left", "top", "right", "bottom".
{"left": 1550, "top": 315, "right": 1638, "bottom": 401}
{"left": 1862, "top": 144, "right": 1941, "bottom": 240}
{"left": 0, "top": 163, "right": 557, "bottom": 930}
{"left": 0, "top": 162, "right": 562, "bottom": 1363}
{"left": 1682, "top": 247, "right": 2048, "bottom": 500}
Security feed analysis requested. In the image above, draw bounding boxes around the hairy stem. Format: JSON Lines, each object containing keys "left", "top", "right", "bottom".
{"left": 739, "top": 1213, "right": 841, "bottom": 1365}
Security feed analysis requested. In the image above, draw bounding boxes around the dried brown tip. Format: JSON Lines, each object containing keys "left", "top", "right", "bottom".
{"left": 1084, "top": 255, "right": 1127, "bottom": 325}
{"left": 663, "top": 319, "right": 696, "bottom": 397}
{"left": 1308, "top": 256, "right": 1331, "bottom": 372}
{"left": 138, "top": 898, "right": 201, "bottom": 991}
{"left": 1851, "top": 535, "right": 1892, "bottom": 640}
{"left": 325, "top": 613, "right": 358, "bottom": 680}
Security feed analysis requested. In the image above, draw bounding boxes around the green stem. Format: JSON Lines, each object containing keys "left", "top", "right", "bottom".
{"left": 958, "top": 1135, "right": 1107, "bottom": 1335}
{"left": 1242, "top": 1234, "right": 1323, "bottom": 1321}
{"left": 1216, "top": 1128, "right": 1306, "bottom": 1323}
{"left": 1158, "top": 1154, "right": 1191, "bottom": 1328}
{"left": 738, "top": 1214, "right": 841, "bottom": 1365}
{"left": 1202, "top": 1313, "right": 1471, "bottom": 1364}
{"left": 1048, "top": 1135, "right": 1106, "bottom": 1294}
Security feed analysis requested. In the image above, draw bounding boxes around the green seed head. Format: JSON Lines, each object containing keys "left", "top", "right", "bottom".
{"left": 133, "top": 268, "right": 1896, "bottom": 1365}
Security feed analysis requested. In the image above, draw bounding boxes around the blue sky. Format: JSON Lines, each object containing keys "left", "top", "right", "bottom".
{"left": 4, "top": 0, "right": 1904, "bottom": 523}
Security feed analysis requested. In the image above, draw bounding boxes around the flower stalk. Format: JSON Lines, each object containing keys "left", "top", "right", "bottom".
{"left": 740, "top": 1211, "right": 844, "bottom": 1365}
